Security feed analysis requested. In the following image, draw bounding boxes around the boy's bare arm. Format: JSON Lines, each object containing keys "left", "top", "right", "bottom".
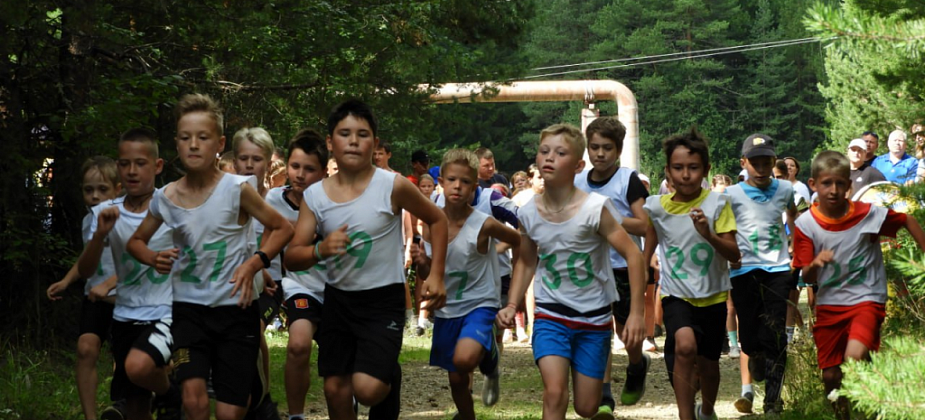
{"left": 394, "top": 176, "right": 448, "bottom": 310}
{"left": 237, "top": 182, "right": 294, "bottom": 306}
{"left": 642, "top": 224, "right": 658, "bottom": 271}
{"left": 47, "top": 263, "right": 81, "bottom": 300}
{"left": 600, "top": 207, "right": 646, "bottom": 349}
{"left": 904, "top": 216, "right": 925, "bottom": 251}
{"left": 77, "top": 207, "right": 119, "bottom": 279}
{"left": 88, "top": 274, "right": 118, "bottom": 302}
{"left": 621, "top": 198, "right": 649, "bottom": 237}
{"left": 802, "top": 249, "right": 834, "bottom": 285}
{"left": 127, "top": 213, "right": 175, "bottom": 274}
{"left": 285, "top": 200, "right": 323, "bottom": 272}
{"left": 498, "top": 227, "right": 537, "bottom": 328}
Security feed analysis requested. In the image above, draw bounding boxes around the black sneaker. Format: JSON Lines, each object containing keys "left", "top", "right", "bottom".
{"left": 620, "top": 353, "right": 650, "bottom": 405}
{"left": 414, "top": 326, "right": 425, "bottom": 337}
{"left": 152, "top": 384, "right": 183, "bottom": 420}
{"left": 748, "top": 352, "right": 766, "bottom": 382}
{"left": 100, "top": 402, "right": 126, "bottom": 420}
{"left": 734, "top": 391, "right": 754, "bottom": 413}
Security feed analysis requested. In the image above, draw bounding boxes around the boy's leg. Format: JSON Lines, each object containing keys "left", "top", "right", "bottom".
{"left": 180, "top": 378, "right": 211, "bottom": 420}
{"left": 670, "top": 328, "right": 699, "bottom": 420}
{"left": 571, "top": 328, "right": 611, "bottom": 418}
{"left": 212, "top": 305, "right": 261, "bottom": 420}
{"left": 451, "top": 337, "right": 488, "bottom": 420}
{"left": 448, "top": 371, "right": 475, "bottom": 420}
{"left": 611, "top": 269, "right": 648, "bottom": 406}
{"left": 284, "top": 294, "right": 322, "bottom": 419}
{"left": 317, "top": 285, "right": 360, "bottom": 420}
{"left": 323, "top": 375, "right": 356, "bottom": 420}
{"left": 533, "top": 319, "right": 579, "bottom": 420}
{"left": 758, "top": 271, "right": 792, "bottom": 412}
{"left": 76, "top": 332, "right": 103, "bottom": 420}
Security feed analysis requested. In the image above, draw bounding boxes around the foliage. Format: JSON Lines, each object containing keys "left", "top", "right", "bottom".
{"left": 806, "top": 0, "right": 925, "bottom": 152}
{"left": 839, "top": 337, "right": 925, "bottom": 420}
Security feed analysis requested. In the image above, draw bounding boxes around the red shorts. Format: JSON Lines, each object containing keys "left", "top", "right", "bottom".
{"left": 813, "top": 302, "right": 886, "bottom": 370}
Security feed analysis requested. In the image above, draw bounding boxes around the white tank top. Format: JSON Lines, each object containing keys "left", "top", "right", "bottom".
{"left": 794, "top": 205, "right": 889, "bottom": 305}
{"left": 725, "top": 181, "right": 792, "bottom": 269}
{"left": 266, "top": 187, "right": 326, "bottom": 303}
{"left": 435, "top": 188, "right": 514, "bottom": 277}
{"left": 93, "top": 198, "right": 173, "bottom": 321}
{"left": 432, "top": 211, "right": 499, "bottom": 318}
{"left": 304, "top": 168, "right": 404, "bottom": 291}
{"left": 149, "top": 174, "right": 259, "bottom": 307}
{"left": 574, "top": 168, "right": 644, "bottom": 269}
{"left": 519, "top": 193, "right": 618, "bottom": 325}
{"left": 644, "top": 192, "right": 732, "bottom": 299}
{"left": 82, "top": 210, "right": 117, "bottom": 296}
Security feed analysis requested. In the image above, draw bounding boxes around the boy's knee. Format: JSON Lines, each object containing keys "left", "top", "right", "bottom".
{"left": 323, "top": 378, "right": 352, "bottom": 403}
{"left": 822, "top": 366, "right": 843, "bottom": 390}
{"left": 124, "top": 353, "right": 154, "bottom": 381}
{"left": 574, "top": 401, "right": 599, "bottom": 418}
{"left": 674, "top": 339, "right": 697, "bottom": 358}
{"left": 181, "top": 392, "right": 209, "bottom": 417}
{"left": 452, "top": 353, "right": 480, "bottom": 372}
{"left": 76, "top": 336, "right": 100, "bottom": 360}
{"left": 286, "top": 340, "right": 312, "bottom": 361}
{"left": 543, "top": 385, "right": 569, "bottom": 408}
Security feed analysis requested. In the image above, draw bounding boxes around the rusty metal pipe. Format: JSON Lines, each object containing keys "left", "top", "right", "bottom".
{"left": 425, "top": 80, "right": 639, "bottom": 169}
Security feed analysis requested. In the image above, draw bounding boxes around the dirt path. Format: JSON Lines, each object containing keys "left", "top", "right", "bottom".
{"left": 298, "top": 335, "right": 767, "bottom": 420}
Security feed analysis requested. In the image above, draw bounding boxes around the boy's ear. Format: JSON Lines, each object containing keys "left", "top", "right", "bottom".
{"left": 575, "top": 158, "right": 585, "bottom": 173}
{"left": 740, "top": 157, "right": 747, "bottom": 169}
{"left": 155, "top": 158, "right": 165, "bottom": 175}
{"left": 326, "top": 135, "right": 333, "bottom": 152}
{"left": 374, "top": 136, "right": 380, "bottom": 150}
{"left": 808, "top": 177, "right": 816, "bottom": 190}
{"left": 218, "top": 135, "right": 226, "bottom": 152}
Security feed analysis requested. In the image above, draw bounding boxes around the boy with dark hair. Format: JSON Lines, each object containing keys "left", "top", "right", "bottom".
{"left": 374, "top": 141, "right": 396, "bottom": 173}
{"left": 286, "top": 99, "right": 449, "bottom": 420}
{"left": 574, "top": 116, "right": 651, "bottom": 414}
{"left": 408, "top": 149, "right": 430, "bottom": 185}
{"left": 643, "top": 128, "right": 741, "bottom": 420}
{"left": 792, "top": 151, "right": 925, "bottom": 420}
{"left": 724, "top": 134, "right": 798, "bottom": 415}
{"left": 77, "top": 128, "right": 181, "bottom": 420}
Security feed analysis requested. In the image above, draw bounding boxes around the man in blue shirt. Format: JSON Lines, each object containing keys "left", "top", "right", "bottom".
{"left": 872, "top": 129, "right": 917, "bottom": 184}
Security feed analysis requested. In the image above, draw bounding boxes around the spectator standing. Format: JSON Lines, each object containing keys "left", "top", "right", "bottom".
{"left": 475, "top": 147, "right": 510, "bottom": 189}
{"left": 847, "top": 138, "right": 886, "bottom": 193}
{"left": 871, "top": 130, "right": 917, "bottom": 184}
{"left": 408, "top": 149, "right": 430, "bottom": 185}
{"left": 862, "top": 131, "right": 880, "bottom": 166}
{"left": 783, "top": 157, "right": 812, "bottom": 204}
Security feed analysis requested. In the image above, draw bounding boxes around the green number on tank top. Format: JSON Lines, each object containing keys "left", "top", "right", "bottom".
{"left": 96, "top": 263, "right": 104, "bottom": 277}
{"left": 748, "top": 226, "right": 783, "bottom": 254}
{"left": 748, "top": 230, "right": 760, "bottom": 255}
{"left": 846, "top": 255, "right": 867, "bottom": 286}
{"left": 257, "top": 234, "right": 262, "bottom": 249}
{"left": 690, "top": 243, "right": 714, "bottom": 276}
{"left": 821, "top": 262, "right": 843, "bottom": 288}
{"left": 180, "top": 246, "right": 199, "bottom": 283}
{"left": 666, "top": 246, "right": 688, "bottom": 280}
{"left": 202, "top": 240, "right": 228, "bottom": 282}
{"left": 334, "top": 231, "right": 373, "bottom": 269}
{"left": 539, "top": 254, "right": 562, "bottom": 290}
{"left": 146, "top": 266, "right": 169, "bottom": 284}
{"left": 566, "top": 252, "right": 594, "bottom": 287}
{"left": 121, "top": 253, "right": 143, "bottom": 286}
{"left": 449, "top": 271, "right": 469, "bottom": 300}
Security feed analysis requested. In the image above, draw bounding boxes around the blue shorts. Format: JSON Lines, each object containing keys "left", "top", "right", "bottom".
{"left": 430, "top": 307, "right": 497, "bottom": 372}
{"left": 532, "top": 318, "right": 611, "bottom": 380}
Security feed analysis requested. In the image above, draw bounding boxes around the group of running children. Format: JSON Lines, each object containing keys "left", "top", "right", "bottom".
{"left": 47, "top": 93, "right": 925, "bottom": 420}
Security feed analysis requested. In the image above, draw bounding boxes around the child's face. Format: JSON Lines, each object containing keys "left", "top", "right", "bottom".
{"left": 287, "top": 149, "right": 324, "bottom": 194}
{"left": 666, "top": 146, "right": 707, "bottom": 200}
{"left": 784, "top": 158, "right": 798, "bottom": 179}
{"left": 373, "top": 147, "right": 391, "bottom": 169}
{"left": 326, "top": 159, "right": 338, "bottom": 177}
{"left": 810, "top": 171, "right": 850, "bottom": 213}
{"left": 220, "top": 162, "right": 236, "bottom": 174}
{"left": 82, "top": 168, "right": 118, "bottom": 206}
{"left": 772, "top": 167, "right": 785, "bottom": 179}
{"left": 117, "top": 141, "right": 163, "bottom": 198}
{"left": 176, "top": 111, "right": 224, "bottom": 172}
{"left": 587, "top": 133, "right": 619, "bottom": 173}
{"left": 742, "top": 156, "right": 775, "bottom": 189}
{"left": 439, "top": 163, "right": 476, "bottom": 206}
{"left": 711, "top": 181, "right": 727, "bottom": 193}
{"left": 536, "top": 134, "right": 584, "bottom": 186}
{"left": 327, "top": 115, "right": 376, "bottom": 173}
{"left": 234, "top": 139, "right": 268, "bottom": 182}
{"left": 418, "top": 179, "right": 435, "bottom": 197}
{"left": 512, "top": 175, "right": 527, "bottom": 191}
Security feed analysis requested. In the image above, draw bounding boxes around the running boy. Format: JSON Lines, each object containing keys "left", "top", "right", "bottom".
{"left": 47, "top": 156, "right": 121, "bottom": 420}
{"left": 792, "top": 151, "right": 925, "bottom": 420}
{"left": 285, "top": 99, "right": 448, "bottom": 420}
{"left": 642, "top": 128, "right": 741, "bottom": 420}
{"left": 574, "top": 116, "right": 651, "bottom": 411}
{"left": 416, "top": 149, "right": 521, "bottom": 420}
{"left": 725, "top": 134, "right": 798, "bottom": 415}
{"left": 76, "top": 128, "right": 181, "bottom": 420}
{"left": 498, "top": 123, "right": 646, "bottom": 420}
{"left": 127, "top": 93, "right": 294, "bottom": 420}
{"left": 274, "top": 129, "right": 328, "bottom": 420}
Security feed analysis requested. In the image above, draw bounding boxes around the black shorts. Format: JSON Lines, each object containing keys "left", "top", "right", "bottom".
{"left": 500, "top": 274, "right": 511, "bottom": 297}
{"left": 317, "top": 283, "right": 405, "bottom": 382}
{"left": 171, "top": 302, "right": 260, "bottom": 407}
{"left": 258, "top": 280, "right": 284, "bottom": 325}
{"left": 612, "top": 269, "right": 632, "bottom": 325}
{"left": 285, "top": 293, "right": 323, "bottom": 327}
{"left": 110, "top": 319, "right": 173, "bottom": 401}
{"left": 79, "top": 297, "right": 114, "bottom": 339}
{"left": 662, "top": 296, "right": 727, "bottom": 362}
{"left": 731, "top": 270, "right": 791, "bottom": 359}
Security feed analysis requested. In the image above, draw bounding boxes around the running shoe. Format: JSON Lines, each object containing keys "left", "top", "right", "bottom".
{"left": 620, "top": 353, "right": 650, "bottom": 405}
{"left": 734, "top": 391, "right": 754, "bottom": 413}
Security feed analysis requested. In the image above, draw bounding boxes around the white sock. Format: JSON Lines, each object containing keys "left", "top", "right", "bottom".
{"left": 742, "top": 383, "right": 753, "bottom": 396}
{"left": 289, "top": 415, "right": 305, "bottom": 420}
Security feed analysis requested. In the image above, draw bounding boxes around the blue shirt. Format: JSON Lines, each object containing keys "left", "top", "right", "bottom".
{"left": 872, "top": 153, "right": 917, "bottom": 184}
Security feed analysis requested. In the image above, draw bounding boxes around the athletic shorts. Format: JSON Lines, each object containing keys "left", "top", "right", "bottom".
{"left": 171, "top": 302, "right": 260, "bottom": 407}
{"left": 531, "top": 317, "right": 611, "bottom": 380}
{"left": 316, "top": 283, "right": 405, "bottom": 383}
{"left": 500, "top": 274, "right": 512, "bottom": 297}
{"left": 430, "top": 307, "right": 497, "bottom": 372}
{"left": 258, "top": 280, "right": 284, "bottom": 325}
{"left": 110, "top": 318, "right": 173, "bottom": 401}
{"left": 813, "top": 302, "right": 886, "bottom": 370}
{"left": 79, "top": 297, "right": 114, "bottom": 339}
{"left": 662, "top": 296, "right": 727, "bottom": 362}
{"left": 285, "top": 293, "right": 323, "bottom": 327}
{"left": 612, "top": 269, "right": 632, "bottom": 325}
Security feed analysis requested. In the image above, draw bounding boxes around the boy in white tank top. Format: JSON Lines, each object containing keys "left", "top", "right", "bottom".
{"left": 76, "top": 129, "right": 181, "bottom": 420}
{"left": 413, "top": 149, "right": 520, "bottom": 420}
{"left": 285, "top": 100, "right": 449, "bottom": 420}
{"left": 497, "top": 124, "right": 646, "bottom": 420}
{"left": 574, "top": 116, "right": 652, "bottom": 412}
{"left": 642, "top": 128, "right": 741, "bottom": 420}
{"left": 725, "top": 134, "right": 799, "bottom": 415}
{"left": 273, "top": 129, "right": 328, "bottom": 420}
{"left": 792, "top": 151, "right": 925, "bottom": 420}
{"left": 127, "top": 94, "right": 294, "bottom": 420}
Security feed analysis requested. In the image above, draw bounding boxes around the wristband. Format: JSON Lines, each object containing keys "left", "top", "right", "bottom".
{"left": 254, "top": 251, "right": 271, "bottom": 269}
{"left": 314, "top": 244, "right": 323, "bottom": 261}
{"left": 506, "top": 301, "right": 518, "bottom": 311}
